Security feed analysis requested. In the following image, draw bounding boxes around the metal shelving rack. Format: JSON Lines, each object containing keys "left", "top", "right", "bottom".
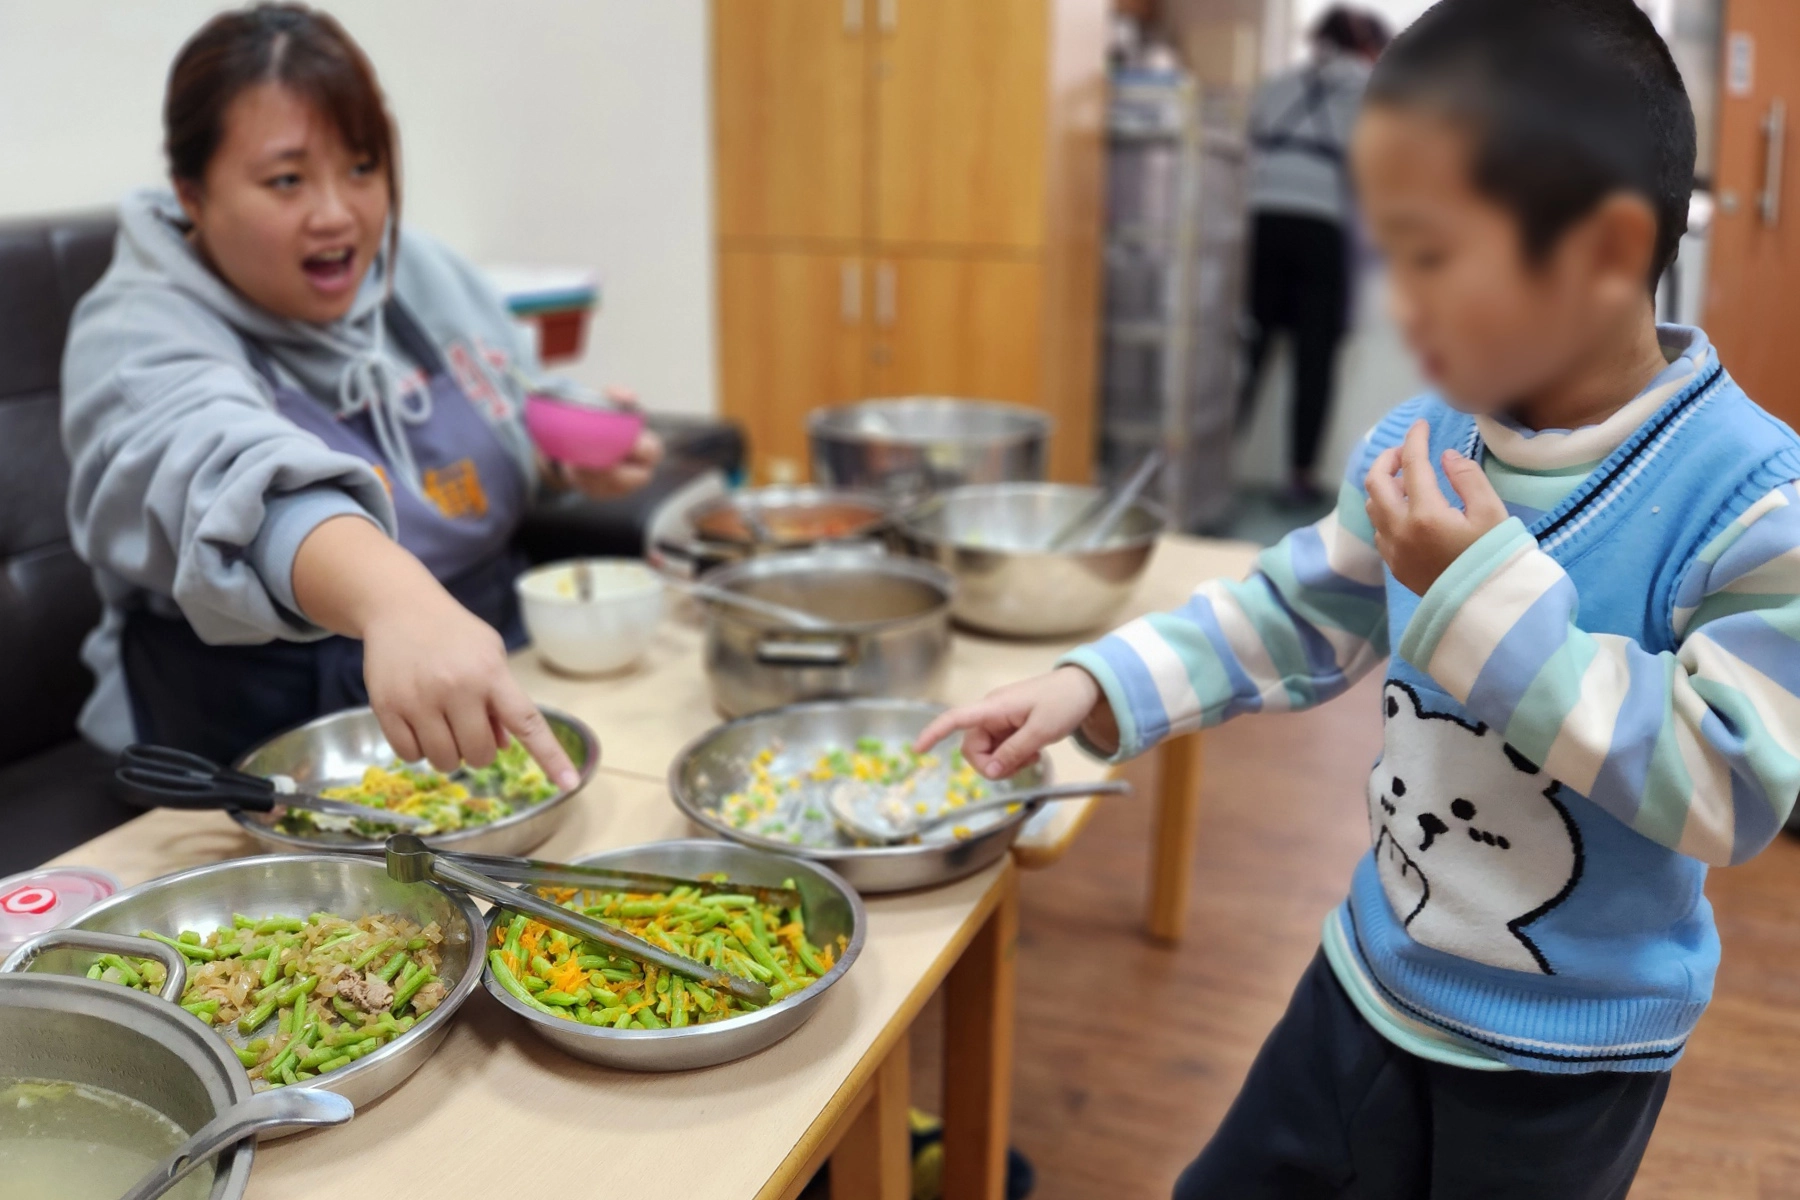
{"left": 1097, "top": 69, "right": 1248, "bottom": 532}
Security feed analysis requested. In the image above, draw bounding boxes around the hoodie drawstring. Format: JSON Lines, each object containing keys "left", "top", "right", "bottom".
{"left": 333, "top": 303, "right": 434, "bottom": 500}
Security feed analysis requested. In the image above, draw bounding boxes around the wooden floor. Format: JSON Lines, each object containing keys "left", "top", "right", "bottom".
{"left": 908, "top": 671, "right": 1800, "bottom": 1199}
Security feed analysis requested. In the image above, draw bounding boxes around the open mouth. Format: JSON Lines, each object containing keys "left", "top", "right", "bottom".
{"left": 301, "top": 246, "right": 357, "bottom": 292}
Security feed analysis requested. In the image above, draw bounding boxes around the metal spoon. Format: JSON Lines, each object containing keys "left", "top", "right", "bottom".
{"left": 1046, "top": 449, "right": 1165, "bottom": 552}
{"left": 384, "top": 835, "right": 771, "bottom": 1005}
{"left": 665, "top": 577, "right": 833, "bottom": 630}
{"left": 118, "top": 1089, "right": 354, "bottom": 1200}
{"left": 827, "top": 779, "right": 1133, "bottom": 844}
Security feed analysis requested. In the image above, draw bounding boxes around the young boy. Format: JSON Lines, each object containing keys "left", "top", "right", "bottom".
{"left": 919, "top": 1, "right": 1800, "bottom": 1195}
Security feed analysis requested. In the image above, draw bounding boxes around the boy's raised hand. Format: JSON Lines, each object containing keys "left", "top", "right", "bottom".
{"left": 1364, "top": 419, "right": 1510, "bottom": 595}
{"left": 913, "top": 666, "right": 1111, "bottom": 780}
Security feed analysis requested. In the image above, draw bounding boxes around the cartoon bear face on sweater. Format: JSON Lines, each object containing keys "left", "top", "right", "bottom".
{"left": 1369, "top": 682, "right": 1584, "bottom": 975}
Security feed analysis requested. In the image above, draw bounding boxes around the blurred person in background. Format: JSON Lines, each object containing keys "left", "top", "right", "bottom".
{"left": 1237, "top": 5, "right": 1390, "bottom": 507}
{"left": 62, "top": 3, "right": 661, "bottom": 782}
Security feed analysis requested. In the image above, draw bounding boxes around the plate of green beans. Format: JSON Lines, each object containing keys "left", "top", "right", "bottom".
{"left": 481, "top": 840, "right": 866, "bottom": 1071}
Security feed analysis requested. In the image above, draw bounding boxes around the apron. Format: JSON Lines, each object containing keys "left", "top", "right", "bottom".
{"left": 123, "top": 298, "right": 532, "bottom": 765}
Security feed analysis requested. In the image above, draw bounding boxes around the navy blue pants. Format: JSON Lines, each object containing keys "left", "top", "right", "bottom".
{"left": 1173, "top": 951, "right": 1670, "bottom": 1200}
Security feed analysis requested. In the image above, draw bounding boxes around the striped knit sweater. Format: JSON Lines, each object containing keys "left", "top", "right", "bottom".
{"left": 1064, "top": 327, "right": 1800, "bottom": 1071}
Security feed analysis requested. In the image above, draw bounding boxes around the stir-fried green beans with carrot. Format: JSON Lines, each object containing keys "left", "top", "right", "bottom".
{"left": 488, "top": 883, "right": 842, "bottom": 1029}
{"left": 99, "top": 912, "right": 446, "bottom": 1089}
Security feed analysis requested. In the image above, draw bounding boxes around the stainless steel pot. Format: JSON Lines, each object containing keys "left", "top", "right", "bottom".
{"left": 808, "top": 398, "right": 1052, "bottom": 498}
{"left": 896, "top": 483, "right": 1165, "bottom": 637}
{"left": 23, "top": 855, "right": 485, "bottom": 1111}
{"left": 481, "top": 840, "right": 865, "bottom": 1070}
{"left": 669, "top": 699, "right": 1052, "bottom": 893}
{"left": 654, "top": 485, "right": 896, "bottom": 574}
{"left": 0, "top": 931, "right": 256, "bottom": 1200}
{"left": 700, "top": 548, "right": 955, "bottom": 718}
{"left": 230, "top": 706, "right": 599, "bottom": 856}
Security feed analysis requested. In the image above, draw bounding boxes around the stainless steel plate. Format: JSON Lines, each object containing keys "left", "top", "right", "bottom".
{"left": 480, "top": 840, "right": 865, "bottom": 1071}
{"left": 669, "top": 699, "right": 1050, "bottom": 893}
{"left": 27, "top": 854, "right": 485, "bottom": 1117}
{"left": 230, "top": 706, "right": 599, "bottom": 857}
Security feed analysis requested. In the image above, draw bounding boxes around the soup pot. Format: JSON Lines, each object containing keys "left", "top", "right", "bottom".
{"left": 700, "top": 548, "right": 954, "bottom": 718}
{"left": 808, "top": 398, "right": 1052, "bottom": 499}
{"left": 0, "top": 929, "right": 256, "bottom": 1200}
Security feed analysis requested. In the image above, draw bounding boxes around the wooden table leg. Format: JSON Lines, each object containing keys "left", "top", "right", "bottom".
{"left": 830, "top": 1031, "right": 912, "bottom": 1200}
{"left": 943, "top": 863, "right": 1019, "bottom": 1200}
{"left": 1146, "top": 731, "right": 1204, "bottom": 943}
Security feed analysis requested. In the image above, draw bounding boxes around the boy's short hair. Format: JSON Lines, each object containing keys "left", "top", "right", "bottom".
{"left": 1367, "top": 0, "right": 1695, "bottom": 287}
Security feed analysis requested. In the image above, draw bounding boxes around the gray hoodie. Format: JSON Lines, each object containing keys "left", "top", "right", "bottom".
{"left": 63, "top": 188, "right": 545, "bottom": 750}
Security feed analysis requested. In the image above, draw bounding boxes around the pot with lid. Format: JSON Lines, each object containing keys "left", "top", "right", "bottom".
{"left": 0, "top": 930, "right": 256, "bottom": 1200}
{"left": 699, "top": 548, "right": 955, "bottom": 718}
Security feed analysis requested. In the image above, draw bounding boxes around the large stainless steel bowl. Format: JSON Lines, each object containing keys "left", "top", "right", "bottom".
{"left": 657, "top": 485, "right": 896, "bottom": 574}
{"left": 25, "top": 855, "right": 485, "bottom": 1111}
{"left": 701, "top": 549, "right": 954, "bottom": 718}
{"left": 231, "top": 706, "right": 599, "bottom": 856}
{"left": 809, "top": 398, "right": 1052, "bottom": 498}
{"left": 669, "top": 699, "right": 1051, "bottom": 893}
{"left": 896, "top": 483, "right": 1165, "bottom": 637}
{"left": 0, "top": 934, "right": 255, "bottom": 1198}
{"left": 481, "top": 839, "right": 865, "bottom": 1071}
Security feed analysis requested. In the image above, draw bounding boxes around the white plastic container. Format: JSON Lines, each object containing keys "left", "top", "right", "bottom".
{"left": 516, "top": 559, "right": 665, "bottom": 676}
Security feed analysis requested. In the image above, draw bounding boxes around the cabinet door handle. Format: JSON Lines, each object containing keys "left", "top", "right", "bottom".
{"left": 840, "top": 261, "right": 862, "bottom": 324}
{"left": 875, "top": 263, "right": 896, "bottom": 327}
{"left": 843, "top": 0, "right": 862, "bottom": 34}
{"left": 879, "top": 0, "right": 897, "bottom": 33}
{"left": 1761, "top": 98, "right": 1787, "bottom": 227}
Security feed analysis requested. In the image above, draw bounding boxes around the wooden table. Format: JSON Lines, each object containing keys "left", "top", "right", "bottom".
{"left": 40, "top": 533, "right": 1255, "bottom": 1198}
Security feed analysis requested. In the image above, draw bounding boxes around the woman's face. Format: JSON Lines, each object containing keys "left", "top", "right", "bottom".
{"left": 175, "top": 81, "right": 389, "bottom": 324}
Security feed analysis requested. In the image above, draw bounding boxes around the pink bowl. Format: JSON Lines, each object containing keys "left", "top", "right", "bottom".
{"left": 524, "top": 394, "right": 647, "bottom": 470}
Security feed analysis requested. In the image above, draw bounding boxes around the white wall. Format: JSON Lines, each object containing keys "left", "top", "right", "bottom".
{"left": 0, "top": 0, "right": 716, "bottom": 415}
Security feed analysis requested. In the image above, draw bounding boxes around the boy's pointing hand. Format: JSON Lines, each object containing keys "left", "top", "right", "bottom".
{"left": 1364, "top": 420, "right": 1510, "bottom": 595}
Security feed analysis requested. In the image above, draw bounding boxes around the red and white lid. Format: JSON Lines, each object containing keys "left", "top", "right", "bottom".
{"left": 0, "top": 866, "right": 120, "bottom": 957}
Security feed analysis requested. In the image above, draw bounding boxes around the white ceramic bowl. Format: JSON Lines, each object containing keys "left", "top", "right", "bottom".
{"left": 516, "top": 559, "right": 664, "bottom": 675}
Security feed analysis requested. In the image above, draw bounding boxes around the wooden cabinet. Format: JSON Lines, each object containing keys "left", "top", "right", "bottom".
{"left": 713, "top": 0, "right": 1106, "bottom": 484}
{"left": 871, "top": 0, "right": 1050, "bottom": 249}
{"left": 1705, "top": 0, "right": 1800, "bottom": 421}
{"left": 867, "top": 255, "right": 1044, "bottom": 403}
{"left": 717, "top": 249, "right": 867, "bottom": 484}
{"left": 713, "top": 0, "right": 867, "bottom": 243}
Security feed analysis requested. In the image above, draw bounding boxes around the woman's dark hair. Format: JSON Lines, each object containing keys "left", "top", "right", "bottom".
{"left": 1367, "top": 0, "right": 1694, "bottom": 288}
{"left": 1312, "top": 6, "right": 1388, "bottom": 57}
{"left": 165, "top": 4, "right": 399, "bottom": 258}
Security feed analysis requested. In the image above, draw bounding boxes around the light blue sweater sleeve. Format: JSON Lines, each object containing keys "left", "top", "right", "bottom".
{"left": 1060, "top": 458, "right": 1392, "bottom": 761}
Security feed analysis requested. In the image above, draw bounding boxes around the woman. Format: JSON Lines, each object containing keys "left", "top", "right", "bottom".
{"left": 62, "top": 4, "right": 661, "bottom": 784}
{"left": 1236, "top": 5, "right": 1389, "bottom": 506}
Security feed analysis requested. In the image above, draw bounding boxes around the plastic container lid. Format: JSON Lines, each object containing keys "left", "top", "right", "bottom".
{"left": 0, "top": 866, "right": 121, "bottom": 958}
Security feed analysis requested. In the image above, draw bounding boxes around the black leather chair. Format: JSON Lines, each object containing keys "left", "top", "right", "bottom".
{"left": 0, "top": 211, "right": 135, "bottom": 875}
{"left": 0, "top": 210, "right": 741, "bottom": 876}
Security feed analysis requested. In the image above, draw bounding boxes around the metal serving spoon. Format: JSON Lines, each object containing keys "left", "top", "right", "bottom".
{"left": 118, "top": 1089, "right": 354, "bottom": 1200}
{"left": 383, "top": 835, "right": 772, "bottom": 1006}
{"left": 1045, "top": 449, "right": 1165, "bottom": 552}
{"left": 665, "top": 577, "right": 834, "bottom": 631}
{"left": 827, "top": 779, "right": 1134, "bottom": 845}
{"left": 116, "top": 745, "right": 431, "bottom": 832}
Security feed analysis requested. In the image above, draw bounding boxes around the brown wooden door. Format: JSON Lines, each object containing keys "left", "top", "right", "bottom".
{"left": 1706, "top": 0, "right": 1800, "bottom": 421}
{"left": 871, "top": 0, "right": 1050, "bottom": 250}
{"left": 713, "top": 0, "right": 868, "bottom": 243}
{"left": 866, "top": 254, "right": 1045, "bottom": 407}
{"left": 717, "top": 249, "right": 868, "bottom": 483}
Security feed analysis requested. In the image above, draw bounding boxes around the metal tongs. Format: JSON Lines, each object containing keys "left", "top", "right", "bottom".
{"left": 423, "top": 847, "right": 802, "bottom": 910}
{"left": 116, "top": 744, "right": 431, "bottom": 831}
{"left": 383, "top": 835, "right": 773, "bottom": 1005}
